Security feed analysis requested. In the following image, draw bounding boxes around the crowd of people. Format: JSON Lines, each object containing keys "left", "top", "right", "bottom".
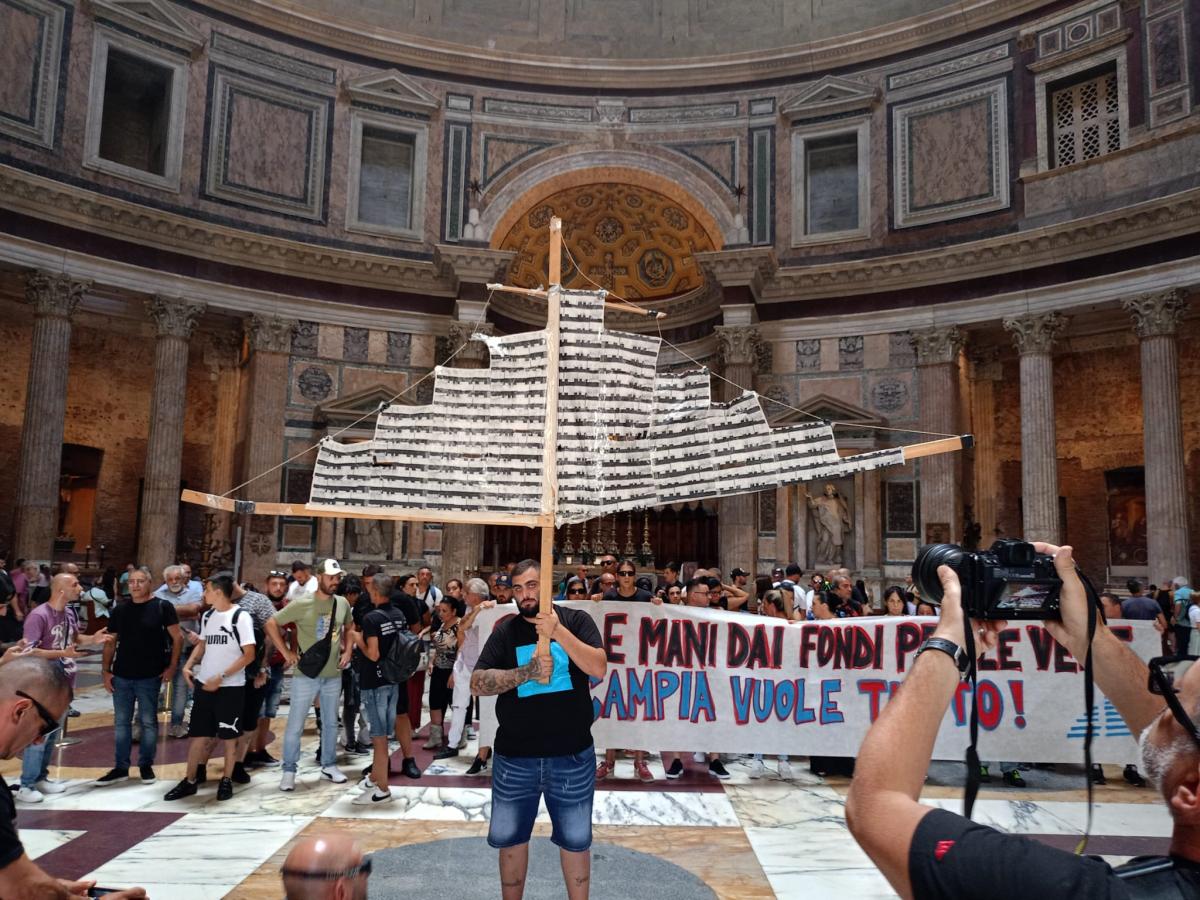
{"left": 2, "top": 553, "right": 1193, "bottom": 798}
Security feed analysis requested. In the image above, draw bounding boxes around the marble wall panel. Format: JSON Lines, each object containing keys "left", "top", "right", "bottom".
{"left": 224, "top": 93, "right": 311, "bottom": 201}
{"left": 317, "top": 324, "right": 343, "bottom": 360}
{"left": 891, "top": 79, "right": 1009, "bottom": 228}
{"left": 367, "top": 329, "right": 388, "bottom": 364}
{"left": 0, "top": 3, "right": 41, "bottom": 120}
{"left": 203, "top": 66, "right": 332, "bottom": 221}
{"left": 867, "top": 370, "right": 915, "bottom": 420}
{"left": 0, "top": 0, "right": 68, "bottom": 148}
{"left": 908, "top": 99, "right": 992, "bottom": 210}
{"left": 292, "top": 320, "right": 318, "bottom": 356}
{"left": 410, "top": 333, "right": 436, "bottom": 368}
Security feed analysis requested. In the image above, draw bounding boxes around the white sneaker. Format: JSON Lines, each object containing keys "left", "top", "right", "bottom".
{"left": 388, "top": 740, "right": 400, "bottom": 754}
{"left": 35, "top": 779, "right": 67, "bottom": 795}
{"left": 15, "top": 787, "right": 44, "bottom": 804}
{"left": 748, "top": 759, "right": 767, "bottom": 779}
{"left": 169, "top": 723, "right": 189, "bottom": 739}
{"left": 352, "top": 788, "right": 393, "bottom": 805}
{"left": 279, "top": 772, "right": 296, "bottom": 792}
{"left": 777, "top": 760, "right": 794, "bottom": 780}
{"left": 357, "top": 775, "right": 375, "bottom": 791}
{"left": 321, "top": 766, "right": 347, "bottom": 784}
{"left": 692, "top": 752, "right": 706, "bottom": 763}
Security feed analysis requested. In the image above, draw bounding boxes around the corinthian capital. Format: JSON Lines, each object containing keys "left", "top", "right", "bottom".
{"left": 446, "top": 320, "right": 495, "bottom": 363}
{"left": 24, "top": 271, "right": 90, "bottom": 319}
{"left": 1003, "top": 312, "right": 1067, "bottom": 356}
{"left": 1122, "top": 289, "right": 1189, "bottom": 339}
{"left": 714, "top": 325, "right": 771, "bottom": 374}
{"left": 908, "top": 325, "right": 965, "bottom": 366}
{"left": 245, "top": 314, "right": 294, "bottom": 354}
{"left": 147, "top": 295, "right": 206, "bottom": 339}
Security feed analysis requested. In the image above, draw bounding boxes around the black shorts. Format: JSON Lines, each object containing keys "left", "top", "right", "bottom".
{"left": 429, "top": 666, "right": 453, "bottom": 712}
{"left": 188, "top": 685, "right": 247, "bottom": 740}
{"left": 394, "top": 678, "right": 410, "bottom": 716}
{"left": 242, "top": 678, "right": 269, "bottom": 729}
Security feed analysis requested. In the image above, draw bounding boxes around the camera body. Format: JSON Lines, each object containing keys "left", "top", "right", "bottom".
{"left": 912, "top": 539, "right": 1062, "bottom": 620}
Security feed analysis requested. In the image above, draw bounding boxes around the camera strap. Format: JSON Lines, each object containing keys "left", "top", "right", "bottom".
{"left": 961, "top": 620, "right": 982, "bottom": 820}
{"left": 960, "top": 568, "right": 1102, "bottom": 840}
{"left": 1075, "top": 572, "right": 1101, "bottom": 855}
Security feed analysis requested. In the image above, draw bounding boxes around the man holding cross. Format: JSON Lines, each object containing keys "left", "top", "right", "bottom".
{"left": 471, "top": 558, "right": 607, "bottom": 900}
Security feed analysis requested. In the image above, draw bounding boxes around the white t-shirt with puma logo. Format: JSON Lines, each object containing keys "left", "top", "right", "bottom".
{"left": 196, "top": 606, "right": 256, "bottom": 687}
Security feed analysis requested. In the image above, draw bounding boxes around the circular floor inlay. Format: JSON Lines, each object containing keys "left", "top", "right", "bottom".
{"left": 360, "top": 837, "right": 716, "bottom": 900}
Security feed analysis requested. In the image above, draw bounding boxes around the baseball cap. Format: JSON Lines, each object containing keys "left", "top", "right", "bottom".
{"left": 495, "top": 574, "right": 512, "bottom": 588}
{"left": 731, "top": 568, "right": 750, "bottom": 578}
{"left": 317, "top": 559, "right": 344, "bottom": 576}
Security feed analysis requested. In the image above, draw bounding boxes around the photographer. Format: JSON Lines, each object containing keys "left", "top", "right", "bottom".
{"left": 846, "top": 541, "right": 1200, "bottom": 898}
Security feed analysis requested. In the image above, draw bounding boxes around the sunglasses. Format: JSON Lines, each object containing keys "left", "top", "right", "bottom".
{"left": 567, "top": 588, "right": 587, "bottom": 595}
{"left": 600, "top": 560, "right": 616, "bottom": 566}
{"left": 1148, "top": 655, "right": 1200, "bottom": 747}
{"left": 618, "top": 571, "right": 636, "bottom": 577}
{"left": 16, "top": 690, "right": 60, "bottom": 738}
{"left": 282, "top": 855, "right": 373, "bottom": 881}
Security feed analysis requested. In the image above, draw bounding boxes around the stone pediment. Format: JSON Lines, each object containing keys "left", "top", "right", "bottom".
{"left": 89, "top": 0, "right": 205, "bottom": 53}
{"left": 768, "top": 393, "right": 884, "bottom": 448}
{"left": 780, "top": 76, "right": 880, "bottom": 122}
{"left": 345, "top": 70, "right": 440, "bottom": 115}
{"left": 315, "top": 384, "right": 416, "bottom": 436}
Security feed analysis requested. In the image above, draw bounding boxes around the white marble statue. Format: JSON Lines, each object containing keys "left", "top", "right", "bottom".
{"left": 805, "top": 483, "right": 851, "bottom": 565}
{"left": 351, "top": 518, "right": 385, "bottom": 557}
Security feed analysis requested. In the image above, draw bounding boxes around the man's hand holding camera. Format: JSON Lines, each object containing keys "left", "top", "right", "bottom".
{"left": 930, "top": 564, "right": 1006, "bottom": 660}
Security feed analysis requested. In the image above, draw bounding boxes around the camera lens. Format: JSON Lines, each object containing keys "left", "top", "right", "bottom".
{"left": 912, "top": 544, "right": 965, "bottom": 603}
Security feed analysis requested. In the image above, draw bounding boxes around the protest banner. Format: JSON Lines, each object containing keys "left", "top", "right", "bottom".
{"left": 474, "top": 601, "right": 1159, "bottom": 764}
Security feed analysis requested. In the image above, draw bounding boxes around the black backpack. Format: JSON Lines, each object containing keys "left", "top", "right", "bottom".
{"left": 379, "top": 625, "right": 422, "bottom": 684}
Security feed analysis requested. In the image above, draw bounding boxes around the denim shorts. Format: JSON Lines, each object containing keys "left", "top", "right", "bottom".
{"left": 360, "top": 684, "right": 398, "bottom": 737}
{"left": 488, "top": 745, "right": 595, "bottom": 852}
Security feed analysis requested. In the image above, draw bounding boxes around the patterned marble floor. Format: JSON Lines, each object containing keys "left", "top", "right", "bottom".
{"left": 2, "top": 662, "right": 1172, "bottom": 899}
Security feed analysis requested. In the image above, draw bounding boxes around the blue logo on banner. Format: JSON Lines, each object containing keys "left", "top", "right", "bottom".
{"left": 1066, "top": 699, "right": 1131, "bottom": 740}
{"left": 515, "top": 642, "right": 572, "bottom": 698}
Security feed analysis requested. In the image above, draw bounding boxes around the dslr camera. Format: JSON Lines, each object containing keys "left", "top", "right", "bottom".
{"left": 912, "top": 539, "right": 1062, "bottom": 620}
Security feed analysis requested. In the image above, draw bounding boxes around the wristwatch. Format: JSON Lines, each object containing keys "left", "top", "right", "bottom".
{"left": 916, "top": 637, "right": 970, "bottom": 679}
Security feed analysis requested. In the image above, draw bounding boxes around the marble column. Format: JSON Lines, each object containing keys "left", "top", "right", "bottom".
{"left": 12, "top": 271, "right": 90, "bottom": 562}
{"left": 714, "top": 324, "right": 770, "bottom": 577}
{"left": 910, "top": 326, "right": 965, "bottom": 545}
{"left": 440, "top": 318, "right": 495, "bottom": 581}
{"left": 968, "top": 350, "right": 1004, "bottom": 543}
{"left": 137, "top": 296, "right": 206, "bottom": 576}
{"left": 1003, "top": 312, "right": 1067, "bottom": 543}
{"left": 1123, "top": 290, "right": 1192, "bottom": 582}
{"left": 239, "top": 314, "right": 293, "bottom": 584}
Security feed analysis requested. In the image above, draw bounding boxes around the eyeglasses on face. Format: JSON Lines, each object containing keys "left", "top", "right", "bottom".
{"left": 567, "top": 587, "right": 587, "bottom": 595}
{"left": 618, "top": 570, "right": 636, "bottom": 577}
{"left": 600, "top": 559, "right": 616, "bottom": 566}
{"left": 16, "top": 690, "right": 60, "bottom": 737}
{"left": 1148, "top": 655, "right": 1200, "bottom": 748}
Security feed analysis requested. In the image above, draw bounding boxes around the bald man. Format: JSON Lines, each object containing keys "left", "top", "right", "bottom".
{"left": 0, "top": 656, "right": 146, "bottom": 899}
{"left": 281, "top": 833, "right": 370, "bottom": 900}
{"left": 17, "top": 573, "right": 111, "bottom": 803}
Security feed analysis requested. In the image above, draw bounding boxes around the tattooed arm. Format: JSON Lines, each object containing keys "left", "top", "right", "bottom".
{"left": 470, "top": 655, "right": 545, "bottom": 697}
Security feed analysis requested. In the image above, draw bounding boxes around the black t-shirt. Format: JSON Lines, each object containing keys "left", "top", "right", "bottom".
{"left": 474, "top": 605, "right": 602, "bottom": 758}
{"left": 0, "top": 609, "right": 22, "bottom": 644}
{"left": 0, "top": 778, "right": 22, "bottom": 871}
{"left": 910, "top": 808, "right": 1131, "bottom": 899}
{"left": 358, "top": 602, "right": 410, "bottom": 690}
{"left": 110, "top": 597, "right": 180, "bottom": 679}
{"left": 388, "top": 591, "right": 422, "bottom": 630}
{"left": 601, "top": 588, "right": 655, "bottom": 603}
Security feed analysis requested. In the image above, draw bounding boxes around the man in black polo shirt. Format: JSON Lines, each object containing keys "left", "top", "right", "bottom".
{"left": 847, "top": 541, "right": 1200, "bottom": 898}
{"left": 473, "top": 559, "right": 607, "bottom": 900}
{"left": 0, "top": 656, "right": 146, "bottom": 898}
